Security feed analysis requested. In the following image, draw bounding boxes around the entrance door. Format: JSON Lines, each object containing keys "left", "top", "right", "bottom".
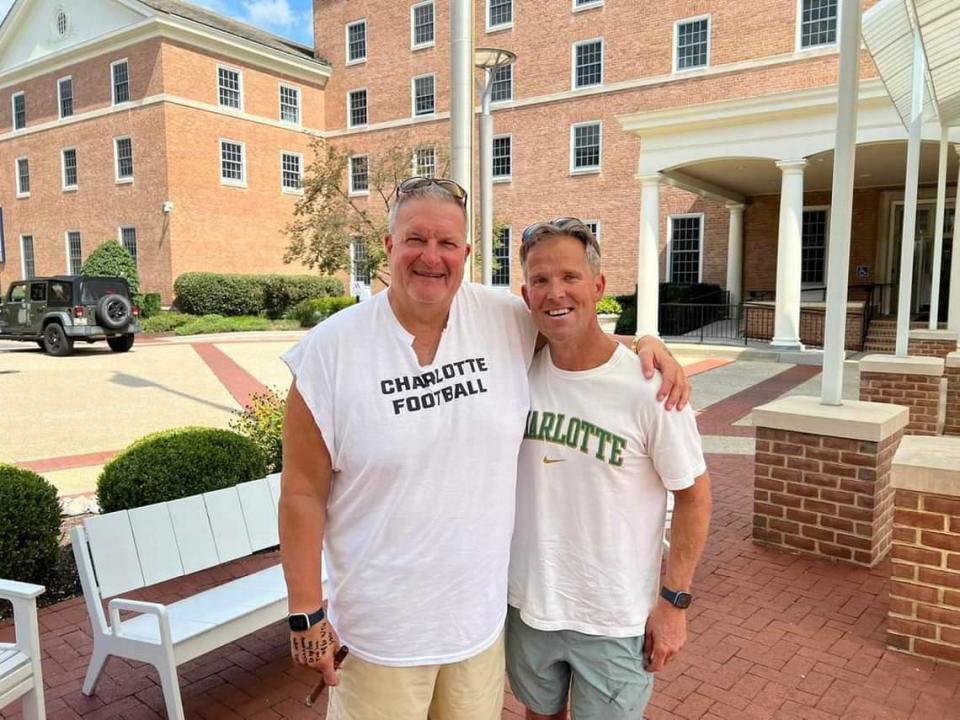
{"left": 890, "top": 202, "right": 955, "bottom": 319}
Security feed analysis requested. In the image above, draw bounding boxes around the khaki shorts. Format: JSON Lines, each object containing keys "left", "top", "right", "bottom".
{"left": 326, "top": 633, "right": 505, "bottom": 720}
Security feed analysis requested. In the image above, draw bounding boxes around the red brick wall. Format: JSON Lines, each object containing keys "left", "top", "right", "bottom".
{"left": 945, "top": 366, "right": 960, "bottom": 437}
{"left": 888, "top": 489, "right": 960, "bottom": 666}
{"left": 908, "top": 338, "right": 958, "bottom": 360}
{"left": 742, "top": 304, "right": 864, "bottom": 349}
{"left": 859, "top": 372, "right": 940, "bottom": 436}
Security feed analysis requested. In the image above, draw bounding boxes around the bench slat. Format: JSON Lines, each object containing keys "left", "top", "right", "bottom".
{"left": 129, "top": 504, "right": 185, "bottom": 586}
{"left": 204, "top": 488, "right": 252, "bottom": 563}
{"left": 85, "top": 512, "right": 145, "bottom": 598}
{"left": 168, "top": 496, "right": 220, "bottom": 576}
{"left": 237, "top": 479, "right": 279, "bottom": 551}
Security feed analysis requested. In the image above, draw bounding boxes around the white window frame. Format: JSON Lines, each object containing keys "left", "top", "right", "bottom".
{"left": 571, "top": 37, "right": 604, "bottom": 90}
{"left": 795, "top": 0, "right": 840, "bottom": 52}
{"left": 219, "top": 138, "right": 247, "bottom": 188}
{"left": 411, "top": 0, "right": 436, "bottom": 50}
{"left": 492, "top": 133, "right": 512, "bottom": 182}
{"left": 280, "top": 150, "right": 304, "bottom": 195}
{"left": 114, "top": 136, "right": 134, "bottom": 184}
{"left": 584, "top": 220, "right": 601, "bottom": 244}
{"left": 348, "top": 155, "right": 370, "bottom": 196}
{"left": 490, "top": 63, "right": 513, "bottom": 104}
{"left": 64, "top": 230, "right": 82, "bottom": 275}
{"left": 278, "top": 83, "right": 301, "bottom": 125}
{"left": 118, "top": 226, "right": 138, "bottom": 265}
{"left": 57, "top": 75, "right": 73, "bottom": 119}
{"left": 486, "top": 0, "right": 513, "bottom": 32}
{"left": 492, "top": 225, "right": 512, "bottom": 288}
{"left": 666, "top": 213, "right": 705, "bottom": 283}
{"left": 413, "top": 145, "right": 437, "bottom": 177}
{"left": 216, "top": 64, "right": 244, "bottom": 111}
{"left": 347, "top": 87, "right": 368, "bottom": 128}
{"left": 61, "top": 147, "right": 78, "bottom": 191}
{"left": 673, "top": 14, "right": 711, "bottom": 73}
{"left": 20, "top": 235, "right": 35, "bottom": 279}
{"left": 350, "top": 237, "right": 372, "bottom": 295}
{"left": 569, "top": 120, "right": 602, "bottom": 174}
{"left": 345, "top": 19, "right": 367, "bottom": 65}
{"left": 411, "top": 73, "right": 437, "bottom": 117}
{"left": 110, "top": 58, "right": 129, "bottom": 105}
{"left": 11, "top": 92, "right": 25, "bottom": 131}
{"left": 572, "top": 0, "right": 603, "bottom": 11}
{"left": 801, "top": 204, "right": 831, "bottom": 287}
{"left": 15, "top": 156, "right": 29, "bottom": 198}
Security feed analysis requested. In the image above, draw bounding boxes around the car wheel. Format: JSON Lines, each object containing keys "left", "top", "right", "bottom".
{"left": 107, "top": 334, "right": 135, "bottom": 353}
{"left": 43, "top": 323, "right": 74, "bottom": 357}
{"left": 97, "top": 294, "right": 133, "bottom": 330}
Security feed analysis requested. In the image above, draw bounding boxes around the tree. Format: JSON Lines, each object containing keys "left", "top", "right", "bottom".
{"left": 284, "top": 138, "right": 450, "bottom": 287}
{"left": 80, "top": 240, "right": 140, "bottom": 296}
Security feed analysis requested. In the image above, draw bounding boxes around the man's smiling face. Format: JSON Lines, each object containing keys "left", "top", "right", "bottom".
{"left": 386, "top": 197, "right": 470, "bottom": 308}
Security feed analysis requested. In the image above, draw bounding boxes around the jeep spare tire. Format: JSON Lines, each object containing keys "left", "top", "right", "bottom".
{"left": 97, "top": 294, "right": 132, "bottom": 330}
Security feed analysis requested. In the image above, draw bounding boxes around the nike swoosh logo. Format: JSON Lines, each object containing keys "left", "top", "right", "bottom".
{"left": 543, "top": 456, "right": 566, "bottom": 464}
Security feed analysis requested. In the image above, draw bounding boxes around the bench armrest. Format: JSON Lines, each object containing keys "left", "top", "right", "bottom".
{"left": 108, "top": 598, "right": 173, "bottom": 647}
{"left": 0, "top": 579, "right": 45, "bottom": 601}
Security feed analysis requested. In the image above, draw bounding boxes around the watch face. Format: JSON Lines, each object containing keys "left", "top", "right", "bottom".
{"left": 675, "top": 593, "right": 693, "bottom": 609}
{"left": 288, "top": 613, "right": 309, "bottom": 632}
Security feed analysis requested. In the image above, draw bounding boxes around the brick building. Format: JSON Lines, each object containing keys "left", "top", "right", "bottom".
{"left": 0, "top": 0, "right": 329, "bottom": 302}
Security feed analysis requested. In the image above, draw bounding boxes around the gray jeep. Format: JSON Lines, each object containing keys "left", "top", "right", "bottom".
{"left": 0, "top": 276, "right": 140, "bottom": 356}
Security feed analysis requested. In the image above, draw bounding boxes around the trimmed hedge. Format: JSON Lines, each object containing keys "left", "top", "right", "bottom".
{"left": 80, "top": 240, "right": 140, "bottom": 296}
{"left": 140, "top": 293, "right": 162, "bottom": 318}
{"left": 0, "top": 465, "right": 61, "bottom": 584}
{"left": 173, "top": 273, "right": 343, "bottom": 318}
{"left": 291, "top": 297, "right": 357, "bottom": 327}
{"left": 96, "top": 427, "right": 268, "bottom": 513}
{"left": 614, "top": 283, "right": 726, "bottom": 335}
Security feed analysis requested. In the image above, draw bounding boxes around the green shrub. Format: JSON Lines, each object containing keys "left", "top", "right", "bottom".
{"left": 97, "top": 428, "right": 267, "bottom": 513}
{"left": 291, "top": 296, "right": 357, "bottom": 327}
{"left": 80, "top": 241, "right": 140, "bottom": 296}
{"left": 173, "top": 273, "right": 343, "bottom": 318}
{"left": 0, "top": 465, "right": 61, "bottom": 584}
{"left": 174, "top": 315, "right": 271, "bottom": 336}
{"left": 141, "top": 311, "right": 193, "bottom": 333}
{"left": 262, "top": 275, "right": 344, "bottom": 319}
{"left": 596, "top": 296, "right": 622, "bottom": 315}
{"left": 230, "top": 389, "right": 285, "bottom": 473}
{"left": 140, "top": 293, "right": 162, "bottom": 319}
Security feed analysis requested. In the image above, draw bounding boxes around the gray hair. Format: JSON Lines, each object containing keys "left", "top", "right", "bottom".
{"left": 388, "top": 183, "right": 468, "bottom": 234}
{"left": 520, "top": 222, "right": 602, "bottom": 277}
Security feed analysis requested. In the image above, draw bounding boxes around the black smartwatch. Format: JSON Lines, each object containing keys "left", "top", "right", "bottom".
{"left": 288, "top": 607, "right": 325, "bottom": 632}
{"left": 660, "top": 586, "right": 693, "bottom": 609}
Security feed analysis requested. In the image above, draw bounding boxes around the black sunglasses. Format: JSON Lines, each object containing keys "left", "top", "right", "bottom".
{"left": 395, "top": 176, "right": 469, "bottom": 206}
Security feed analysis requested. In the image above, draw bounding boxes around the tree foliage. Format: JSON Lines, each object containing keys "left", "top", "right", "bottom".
{"left": 80, "top": 240, "right": 140, "bottom": 296}
{"left": 284, "top": 139, "right": 450, "bottom": 287}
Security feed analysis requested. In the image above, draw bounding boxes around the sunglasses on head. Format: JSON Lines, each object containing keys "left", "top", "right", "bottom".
{"left": 395, "top": 176, "right": 469, "bottom": 206}
{"left": 521, "top": 217, "right": 589, "bottom": 244}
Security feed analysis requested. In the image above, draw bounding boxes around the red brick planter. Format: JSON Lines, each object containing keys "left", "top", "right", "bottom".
{"left": 859, "top": 355, "right": 944, "bottom": 436}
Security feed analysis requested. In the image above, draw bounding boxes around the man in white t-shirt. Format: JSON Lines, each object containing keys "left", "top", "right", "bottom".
{"left": 278, "top": 178, "right": 691, "bottom": 720}
{"left": 507, "top": 219, "right": 712, "bottom": 720}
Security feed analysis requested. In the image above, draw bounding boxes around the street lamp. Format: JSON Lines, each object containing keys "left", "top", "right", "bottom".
{"left": 475, "top": 47, "right": 516, "bottom": 286}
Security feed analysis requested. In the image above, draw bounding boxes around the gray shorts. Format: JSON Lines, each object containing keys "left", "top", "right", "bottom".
{"left": 505, "top": 606, "right": 653, "bottom": 719}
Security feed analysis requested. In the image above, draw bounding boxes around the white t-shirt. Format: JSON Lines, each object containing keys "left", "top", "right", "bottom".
{"left": 509, "top": 344, "right": 706, "bottom": 637}
{"left": 282, "top": 282, "right": 538, "bottom": 666}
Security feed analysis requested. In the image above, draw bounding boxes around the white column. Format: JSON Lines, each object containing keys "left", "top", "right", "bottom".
{"left": 479, "top": 70, "right": 494, "bottom": 286}
{"left": 772, "top": 159, "right": 807, "bottom": 350}
{"left": 725, "top": 202, "right": 745, "bottom": 306}
{"left": 821, "top": 0, "right": 861, "bottom": 406}
{"left": 949, "top": 145, "right": 960, "bottom": 333}
{"left": 929, "top": 126, "right": 949, "bottom": 328}
{"left": 450, "top": 0, "right": 474, "bottom": 271}
{"left": 637, "top": 174, "right": 661, "bottom": 337}
{"left": 895, "top": 33, "right": 926, "bottom": 357}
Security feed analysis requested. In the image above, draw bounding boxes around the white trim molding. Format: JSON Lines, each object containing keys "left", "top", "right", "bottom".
{"left": 572, "top": 0, "right": 603, "bottom": 12}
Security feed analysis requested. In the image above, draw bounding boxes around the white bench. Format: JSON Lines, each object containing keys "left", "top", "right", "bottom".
{"left": 71, "top": 474, "right": 289, "bottom": 720}
{"left": 0, "top": 579, "right": 46, "bottom": 720}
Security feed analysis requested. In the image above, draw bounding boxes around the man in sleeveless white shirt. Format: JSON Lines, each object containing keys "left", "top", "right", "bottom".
{"left": 278, "top": 178, "right": 691, "bottom": 720}
{"left": 506, "top": 219, "right": 712, "bottom": 720}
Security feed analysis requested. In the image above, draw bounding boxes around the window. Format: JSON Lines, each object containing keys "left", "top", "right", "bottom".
{"left": 493, "top": 226, "right": 511, "bottom": 287}
{"left": 21, "top": 236, "right": 35, "bottom": 279}
{"left": 573, "top": 39, "right": 603, "bottom": 88}
{"left": 412, "top": 1, "right": 435, "bottom": 48}
{"left": 12, "top": 92, "right": 25, "bottom": 130}
{"left": 62, "top": 148, "right": 78, "bottom": 189}
{"left": 800, "top": 0, "right": 837, "bottom": 48}
{"left": 492, "top": 135, "right": 511, "bottom": 180}
{"left": 348, "top": 89, "right": 368, "bottom": 127}
{"left": 16, "top": 157, "right": 29, "bottom": 197}
{"left": 668, "top": 215, "right": 703, "bottom": 283}
{"left": 413, "top": 74, "right": 436, "bottom": 116}
{"left": 111, "top": 60, "right": 129, "bottom": 104}
{"left": 349, "top": 155, "right": 369, "bottom": 194}
{"left": 279, "top": 84, "right": 300, "bottom": 124}
{"left": 281, "top": 152, "right": 303, "bottom": 192}
{"left": 490, "top": 64, "right": 512, "bottom": 102}
{"left": 415, "top": 146, "right": 436, "bottom": 177}
{"left": 352, "top": 238, "right": 371, "bottom": 287}
{"left": 346, "top": 19, "right": 367, "bottom": 63}
{"left": 675, "top": 16, "right": 710, "bottom": 71}
{"left": 66, "top": 231, "right": 82, "bottom": 275}
{"left": 571, "top": 121, "right": 601, "bottom": 172}
{"left": 220, "top": 140, "right": 245, "bottom": 185}
{"left": 58, "top": 77, "right": 73, "bottom": 118}
{"left": 488, "top": 0, "right": 512, "bottom": 29}
{"left": 9, "top": 284, "right": 27, "bottom": 302}
{"left": 218, "top": 66, "right": 242, "bottom": 109}
{"left": 574, "top": 0, "right": 603, "bottom": 9}
{"left": 802, "top": 208, "right": 828, "bottom": 284}
{"left": 56, "top": 10, "right": 68, "bottom": 36}
{"left": 115, "top": 137, "right": 133, "bottom": 181}
{"left": 584, "top": 220, "right": 600, "bottom": 243}
{"left": 120, "top": 227, "right": 138, "bottom": 264}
